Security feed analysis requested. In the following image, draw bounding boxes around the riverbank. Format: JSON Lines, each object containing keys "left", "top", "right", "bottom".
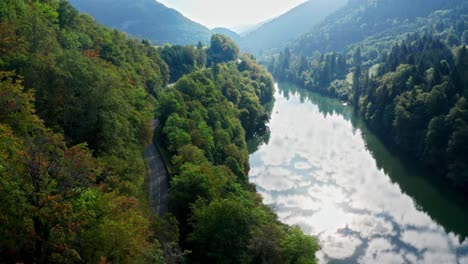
{"left": 249, "top": 83, "right": 468, "bottom": 263}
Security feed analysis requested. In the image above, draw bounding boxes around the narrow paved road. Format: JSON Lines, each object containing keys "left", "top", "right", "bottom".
{"left": 144, "top": 120, "right": 169, "bottom": 216}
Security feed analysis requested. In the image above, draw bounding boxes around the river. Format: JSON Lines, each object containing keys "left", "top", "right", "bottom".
{"left": 249, "top": 83, "right": 468, "bottom": 263}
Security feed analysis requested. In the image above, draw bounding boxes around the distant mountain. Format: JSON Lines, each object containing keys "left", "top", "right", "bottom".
{"left": 232, "top": 22, "right": 266, "bottom": 35}
{"left": 212, "top": 27, "right": 241, "bottom": 43}
{"left": 292, "top": 0, "right": 464, "bottom": 55}
{"left": 69, "top": 0, "right": 212, "bottom": 45}
{"left": 240, "top": 0, "right": 347, "bottom": 55}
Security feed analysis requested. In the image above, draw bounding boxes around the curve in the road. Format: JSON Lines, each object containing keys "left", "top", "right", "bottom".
{"left": 144, "top": 120, "right": 169, "bottom": 216}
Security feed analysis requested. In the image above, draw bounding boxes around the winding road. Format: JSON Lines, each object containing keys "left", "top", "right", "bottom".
{"left": 144, "top": 120, "right": 169, "bottom": 216}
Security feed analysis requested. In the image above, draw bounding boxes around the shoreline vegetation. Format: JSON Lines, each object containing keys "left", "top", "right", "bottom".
{"left": 0, "top": 0, "right": 319, "bottom": 263}
{"left": 268, "top": 0, "right": 468, "bottom": 193}
{"left": 157, "top": 35, "right": 320, "bottom": 262}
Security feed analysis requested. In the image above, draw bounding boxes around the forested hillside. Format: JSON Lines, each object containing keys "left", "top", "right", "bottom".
{"left": 0, "top": 0, "right": 320, "bottom": 263}
{"left": 155, "top": 34, "right": 320, "bottom": 263}
{"left": 270, "top": 0, "right": 468, "bottom": 189}
{"left": 68, "top": 0, "right": 212, "bottom": 45}
{"left": 293, "top": 0, "right": 464, "bottom": 54}
{"left": 240, "top": 0, "right": 346, "bottom": 55}
{"left": 0, "top": 0, "right": 170, "bottom": 262}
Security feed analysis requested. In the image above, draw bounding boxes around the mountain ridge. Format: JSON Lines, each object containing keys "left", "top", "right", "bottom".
{"left": 292, "top": 0, "right": 464, "bottom": 54}
{"left": 69, "top": 0, "right": 213, "bottom": 45}
{"left": 240, "top": 0, "right": 347, "bottom": 55}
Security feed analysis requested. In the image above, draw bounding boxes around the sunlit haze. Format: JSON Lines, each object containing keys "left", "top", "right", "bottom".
{"left": 157, "top": 0, "right": 308, "bottom": 29}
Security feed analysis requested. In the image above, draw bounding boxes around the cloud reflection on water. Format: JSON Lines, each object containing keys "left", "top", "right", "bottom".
{"left": 249, "top": 85, "right": 468, "bottom": 263}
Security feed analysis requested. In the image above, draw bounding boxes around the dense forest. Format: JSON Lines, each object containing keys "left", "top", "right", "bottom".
{"left": 1, "top": 0, "right": 169, "bottom": 262}
{"left": 269, "top": 0, "right": 468, "bottom": 190}
{"left": 0, "top": 0, "right": 320, "bottom": 263}
{"left": 158, "top": 36, "right": 319, "bottom": 262}
{"left": 292, "top": 0, "right": 465, "bottom": 54}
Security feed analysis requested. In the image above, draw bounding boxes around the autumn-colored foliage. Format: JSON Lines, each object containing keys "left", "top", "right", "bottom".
{"left": 0, "top": 0, "right": 171, "bottom": 262}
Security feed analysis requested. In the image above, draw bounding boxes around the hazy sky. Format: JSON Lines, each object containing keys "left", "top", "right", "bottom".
{"left": 158, "top": 0, "right": 308, "bottom": 29}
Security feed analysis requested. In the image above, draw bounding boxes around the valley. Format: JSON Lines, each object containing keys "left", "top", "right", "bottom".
{"left": 0, "top": 0, "right": 467, "bottom": 263}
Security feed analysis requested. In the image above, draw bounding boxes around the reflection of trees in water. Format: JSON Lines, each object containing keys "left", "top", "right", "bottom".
{"left": 247, "top": 99, "right": 274, "bottom": 154}
{"left": 363, "top": 127, "right": 468, "bottom": 241}
{"left": 279, "top": 82, "right": 468, "bottom": 241}
{"left": 279, "top": 82, "right": 355, "bottom": 121}
{"left": 247, "top": 127, "right": 271, "bottom": 154}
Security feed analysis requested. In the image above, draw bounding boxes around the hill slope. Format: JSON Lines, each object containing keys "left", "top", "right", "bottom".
{"left": 240, "top": 0, "right": 347, "bottom": 55}
{"left": 69, "top": 0, "right": 212, "bottom": 45}
{"left": 0, "top": 0, "right": 320, "bottom": 262}
{"left": 293, "top": 0, "right": 464, "bottom": 54}
{"left": 270, "top": 0, "right": 468, "bottom": 190}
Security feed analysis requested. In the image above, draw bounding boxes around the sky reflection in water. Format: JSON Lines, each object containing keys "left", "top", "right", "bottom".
{"left": 249, "top": 84, "right": 468, "bottom": 263}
